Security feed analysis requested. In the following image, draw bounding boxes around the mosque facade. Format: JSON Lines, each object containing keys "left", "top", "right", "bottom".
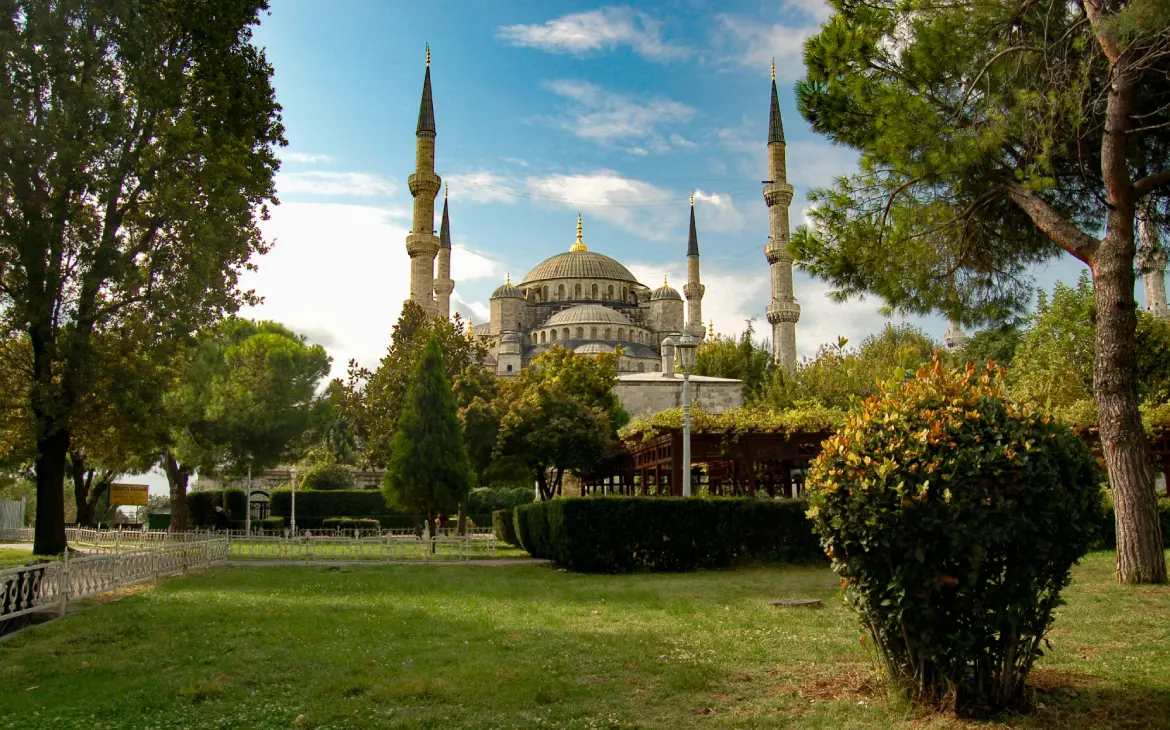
{"left": 401, "top": 50, "right": 802, "bottom": 376}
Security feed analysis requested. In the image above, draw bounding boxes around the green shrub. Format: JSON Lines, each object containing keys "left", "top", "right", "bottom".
{"left": 468, "top": 487, "right": 502, "bottom": 514}
{"left": 269, "top": 490, "right": 388, "bottom": 519}
{"left": 322, "top": 517, "right": 381, "bottom": 531}
{"left": 189, "top": 489, "right": 247, "bottom": 526}
{"left": 493, "top": 508, "right": 519, "bottom": 546}
{"left": 513, "top": 497, "right": 819, "bottom": 571}
{"left": 250, "top": 517, "right": 284, "bottom": 531}
{"left": 497, "top": 486, "right": 535, "bottom": 509}
{"left": 299, "top": 463, "right": 357, "bottom": 491}
{"left": 805, "top": 359, "right": 1103, "bottom": 714}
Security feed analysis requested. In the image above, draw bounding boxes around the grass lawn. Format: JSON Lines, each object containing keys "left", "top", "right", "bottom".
{"left": 1, "top": 552, "right": 1168, "bottom": 729}
{"left": 0, "top": 548, "right": 38, "bottom": 569}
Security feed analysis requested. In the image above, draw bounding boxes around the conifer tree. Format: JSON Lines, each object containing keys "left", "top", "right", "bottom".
{"left": 383, "top": 337, "right": 473, "bottom": 541}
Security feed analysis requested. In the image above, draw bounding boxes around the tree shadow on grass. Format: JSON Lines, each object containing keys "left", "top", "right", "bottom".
{"left": 1022, "top": 668, "right": 1170, "bottom": 729}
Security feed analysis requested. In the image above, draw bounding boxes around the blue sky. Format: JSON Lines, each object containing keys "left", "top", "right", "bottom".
{"left": 236, "top": 0, "right": 1098, "bottom": 378}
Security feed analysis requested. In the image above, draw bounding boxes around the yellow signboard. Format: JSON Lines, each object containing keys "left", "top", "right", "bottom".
{"left": 109, "top": 483, "right": 149, "bottom": 507}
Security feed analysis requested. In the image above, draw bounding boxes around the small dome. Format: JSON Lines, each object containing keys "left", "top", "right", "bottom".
{"left": 500, "top": 332, "right": 521, "bottom": 343}
{"left": 545, "top": 304, "right": 633, "bottom": 327}
{"left": 491, "top": 274, "right": 524, "bottom": 299}
{"left": 651, "top": 277, "right": 682, "bottom": 301}
{"left": 574, "top": 343, "right": 615, "bottom": 355}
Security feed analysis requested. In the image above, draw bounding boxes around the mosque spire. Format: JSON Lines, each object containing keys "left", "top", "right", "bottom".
{"left": 570, "top": 213, "right": 588, "bottom": 252}
{"left": 684, "top": 194, "right": 705, "bottom": 338}
{"left": 439, "top": 186, "right": 451, "bottom": 250}
{"left": 417, "top": 45, "right": 436, "bottom": 137}
{"left": 769, "top": 57, "right": 784, "bottom": 144}
{"left": 687, "top": 194, "right": 699, "bottom": 257}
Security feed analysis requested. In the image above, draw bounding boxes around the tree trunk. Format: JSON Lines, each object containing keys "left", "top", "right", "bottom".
{"left": 1091, "top": 50, "right": 1167, "bottom": 584}
{"left": 426, "top": 510, "right": 436, "bottom": 554}
{"left": 535, "top": 469, "right": 551, "bottom": 501}
{"left": 163, "top": 450, "right": 191, "bottom": 532}
{"left": 70, "top": 453, "right": 95, "bottom": 527}
{"left": 33, "top": 427, "right": 69, "bottom": 555}
{"left": 412, "top": 507, "right": 422, "bottom": 538}
{"left": 457, "top": 501, "right": 467, "bottom": 536}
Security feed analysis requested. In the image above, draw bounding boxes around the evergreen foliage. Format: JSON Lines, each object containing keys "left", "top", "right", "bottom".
{"left": 382, "top": 338, "right": 474, "bottom": 538}
{"left": 693, "top": 323, "right": 776, "bottom": 401}
{"left": 805, "top": 358, "right": 1103, "bottom": 713}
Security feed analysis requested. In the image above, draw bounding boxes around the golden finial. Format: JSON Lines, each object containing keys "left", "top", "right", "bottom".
{"left": 444, "top": 183, "right": 448, "bottom": 200}
{"left": 426, "top": 44, "right": 431, "bottom": 67}
{"left": 690, "top": 193, "right": 695, "bottom": 206}
{"left": 506, "top": 272, "right": 511, "bottom": 285}
{"left": 466, "top": 317, "right": 473, "bottom": 338}
{"left": 570, "top": 213, "right": 588, "bottom": 252}
{"left": 663, "top": 275, "right": 669, "bottom": 287}
{"left": 708, "top": 320, "right": 714, "bottom": 338}
{"left": 771, "top": 57, "right": 775, "bottom": 81}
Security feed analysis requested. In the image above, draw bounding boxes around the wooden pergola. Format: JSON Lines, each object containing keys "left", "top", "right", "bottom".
{"left": 579, "top": 425, "right": 1170, "bottom": 498}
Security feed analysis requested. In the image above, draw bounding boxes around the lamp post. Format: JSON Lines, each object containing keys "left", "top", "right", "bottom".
{"left": 674, "top": 331, "right": 699, "bottom": 497}
{"left": 289, "top": 466, "right": 298, "bottom": 535}
{"left": 244, "top": 465, "right": 252, "bottom": 535}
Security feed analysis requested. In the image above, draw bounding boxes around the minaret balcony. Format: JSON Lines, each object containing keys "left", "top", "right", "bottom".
{"left": 765, "top": 239, "right": 793, "bottom": 264}
{"left": 433, "top": 278, "right": 455, "bottom": 295}
{"left": 682, "top": 283, "right": 705, "bottom": 299}
{"left": 406, "top": 232, "right": 440, "bottom": 258}
{"left": 408, "top": 171, "right": 442, "bottom": 198}
{"left": 763, "top": 181, "right": 793, "bottom": 208}
{"left": 766, "top": 300, "right": 801, "bottom": 324}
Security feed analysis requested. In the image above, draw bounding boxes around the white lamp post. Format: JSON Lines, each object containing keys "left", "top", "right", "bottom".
{"left": 674, "top": 331, "right": 700, "bottom": 498}
{"left": 289, "top": 466, "right": 298, "bottom": 535}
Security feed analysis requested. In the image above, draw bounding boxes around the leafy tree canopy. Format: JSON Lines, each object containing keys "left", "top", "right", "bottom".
{"left": 693, "top": 322, "right": 776, "bottom": 401}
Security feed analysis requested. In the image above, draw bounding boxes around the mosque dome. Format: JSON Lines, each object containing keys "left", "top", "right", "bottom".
{"left": 546, "top": 304, "right": 633, "bottom": 327}
{"left": 574, "top": 343, "right": 615, "bottom": 355}
{"left": 491, "top": 274, "right": 524, "bottom": 299}
{"left": 651, "top": 277, "right": 682, "bottom": 301}
{"left": 520, "top": 214, "right": 639, "bottom": 285}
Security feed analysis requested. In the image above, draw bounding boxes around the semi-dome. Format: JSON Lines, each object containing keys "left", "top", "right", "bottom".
{"left": 574, "top": 343, "right": 615, "bottom": 355}
{"left": 651, "top": 277, "right": 682, "bottom": 301}
{"left": 521, "top": 250, "right": 639, "bottom": 285}
{"left": 491, "top": 274, "right": 524, "bottom": 299}
{"left": 546, "top": 304, "right": 633, "bottom": 327}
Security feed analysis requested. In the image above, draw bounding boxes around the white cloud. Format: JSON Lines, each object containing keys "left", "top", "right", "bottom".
{"left": 542, "top": 79, "right": 695, "bottom": 154}
{"left": 790, "top": 278, "right": 901, "bottom": 359}
{"left": 451, "top": 244, "right": 503, "bottom": 281}
{"left": 790, "top": 0, "right": 833, "bottom": 24}
{"left": 785, "top": 141, "right": 859, "bottom": 189}
{"left": 693, "top": 189, "right": 745, "bottom": 233}
{"left": 446, "top": 171, "right": 520, "bottom": 203}
{"left": 669, "top": 133, "right": 697, "bottom": 149}
{"left": 276, "top": 171, "right": 397, "bottom": 198}
{"left": 452, "top": 292, "right": 491, "bottom": 324}
{"left": 282, "top": 152, "right": 335, "bottom": 164}
{"left": 713, "top": 15, "right": 818, "bottom": 79}
{"left": 498, "top": 7, "right": 690, "bottom": 62}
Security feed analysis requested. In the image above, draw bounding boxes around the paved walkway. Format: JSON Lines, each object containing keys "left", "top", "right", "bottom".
{"left": 0, "top": 543, "right": 32, "bottom": 551}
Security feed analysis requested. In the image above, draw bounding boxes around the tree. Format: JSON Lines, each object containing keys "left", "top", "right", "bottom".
{"left": 693, "top": 323, "right": 776, "bottom": 401}
{"left": 334, "top": 301, "right": 487, "bottom": 468}
{"left": 954, "top": 326, "right": 1023, "bottom": 371}
{"left": 494, "top": 347, "right": 624, "bottom": 500}
{"left": 793, "top": 0, "right": 1170, "bottom": 581}
{"left": 161, "top": 319, "right": 330, "bottom": 531}
{"left": 0, "top": 0, "right": 285, "bottom": 554}
{"left": 382, "top": 337, "right": 473, "bottom": 540}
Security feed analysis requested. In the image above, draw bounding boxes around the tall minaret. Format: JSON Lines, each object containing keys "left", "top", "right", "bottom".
{"left": 683, "top": 194, "right": 705, "bottom": 339}
{"left": 405, "top": 45, "right": 442, "bottom": 313}
{"left": 434, "top": 186, "right": 454, "bottom": 319}
{"left": 945, "top": 318, "right": 967, "bottom": 349}
{"left": 763, "top": 59, "right": 800, "bottom": 371}
{"left": 1138, "top": 201, "right": 1169, "bottom": 320}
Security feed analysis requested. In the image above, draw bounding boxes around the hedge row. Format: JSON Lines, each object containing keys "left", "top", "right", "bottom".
{"left": 513, "top": 497, "right": 821, "bottom": 572}
{"left": 468, "top": 487, "right": 536, "bottom": 514}
{"left": 493, "top": 509, "right": 520, "bottom": 546}
{"left": 323, "top": 517, "right": 381, "bottom": 531}
{"left": 189, "top": 489, "right": 247, "bottom": 526}
{"left": 269, "top": 490, "right": 386, "bottom": 519}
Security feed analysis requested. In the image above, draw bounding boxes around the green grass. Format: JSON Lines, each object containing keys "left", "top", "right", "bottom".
{"left": 1, "top": 552, "right": 1168, "bottom": 729}
{"left": 0, "top": 548, "right": 39, "bottom": 569}
{"left": 226, "top": 541, "right": 531, "bottom": 561}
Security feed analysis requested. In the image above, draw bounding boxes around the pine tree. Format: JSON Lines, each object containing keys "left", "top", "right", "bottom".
{"left": 383, "top": 337, "right": 473, "bottom": 541}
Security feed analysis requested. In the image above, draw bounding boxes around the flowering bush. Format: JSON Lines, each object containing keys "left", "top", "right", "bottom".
{"left": 805, "top": 357, "right": 1102, "bottom": 715}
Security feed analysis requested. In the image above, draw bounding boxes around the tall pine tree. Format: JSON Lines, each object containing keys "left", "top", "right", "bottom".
{"left": 383, "top": 337, "right": 473, "bottom": 540}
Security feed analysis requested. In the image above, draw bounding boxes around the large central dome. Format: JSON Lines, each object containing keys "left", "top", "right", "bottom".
{"left": 520, "top": 250, "right": 639, "bottom": 285}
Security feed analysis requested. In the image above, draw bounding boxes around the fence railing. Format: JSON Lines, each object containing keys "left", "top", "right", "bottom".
{"left": 0, "top": 538, "right": 229, "bottom": 629}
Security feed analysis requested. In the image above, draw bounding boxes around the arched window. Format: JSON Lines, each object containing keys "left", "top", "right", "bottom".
{"left": 590, "top": 326, "right": 598, "bottom": 339}
{"left": 604, "top": 328, "right": 611, "bottom": 339}
{"left": 622, "top": 287, "right": 627, "bottom": 301}
{"left": 576, "top": 327, "right": 584, "bottom": 339}
{"left": 542, "top": 286, "right": 549, "bottom": 301}
{"left": 557, "top": 284, "right": 565, "bottom": 300}
{"left": 506, "top": 364, "right": 513, "bottom": 373}
{"left": 608, "top": 285, "right": 614, "bottom": 299}
{"left": 617, "top": 328, "right": 625, "bottom": 341}
{"left": 551, "top": 329, "right": 557, "bottom": 341}
{"left": 591, "top": 283, "right": 598, "bottom": 299}
{"left": 563, "top": 328, "right": 570, "bottom": 340}
{"left": 574, "top": 283, "right": 582, "bottom": 299}
{"left": 638, "top": 362, "right": 645, "bottom": 372}
{"left": 540, "top": 331, "right": 546, "bottom": 344}
{"left": 630, "top": 290, "right": 637, "bottom": 304}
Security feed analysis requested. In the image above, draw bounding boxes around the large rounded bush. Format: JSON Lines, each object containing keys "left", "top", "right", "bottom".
{"left": 467, "top": 487, "right": 502, "bottom": 514}
{"left": 299, "top": 463, "right": 356, "bottom": 491}
{"left": 805, "top": 359, "right": 1102, "bottom": 714}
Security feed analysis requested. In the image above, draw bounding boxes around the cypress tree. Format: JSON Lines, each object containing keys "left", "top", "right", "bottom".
{"left": 383, "top": 337, "right": 473, "bottom": 541}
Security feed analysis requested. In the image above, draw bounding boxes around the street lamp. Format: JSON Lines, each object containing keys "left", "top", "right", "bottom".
{"left": 674, "top": 331, "right": 700, "bottom": 498}
{"left": 289, "top": 466, "right": 298, "bottom": 535}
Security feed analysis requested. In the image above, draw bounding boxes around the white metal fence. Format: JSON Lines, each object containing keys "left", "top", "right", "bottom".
{"left": 0, "top": 498, "right": 25, "bottom": 540}
{"left": 0, "top": 538, "right": 229, "bottom": 629}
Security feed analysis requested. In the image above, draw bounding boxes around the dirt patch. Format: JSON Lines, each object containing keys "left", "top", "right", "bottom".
{"left": 797, "top": 662, "right": 880, "bottom": 702}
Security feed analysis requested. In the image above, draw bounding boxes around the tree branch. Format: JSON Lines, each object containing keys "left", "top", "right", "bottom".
{"left": 1134, "top": 170, "right": 1170, "bottom": 198}
{"left": 1004, "top": 181, "right": 1099, "bottom": 263}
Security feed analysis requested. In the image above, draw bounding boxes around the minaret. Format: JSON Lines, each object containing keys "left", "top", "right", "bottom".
{"left": 683, "top": 194, "right": 706, "bottom": 339}
{"left": 763, "top": 58, "right": 801, "bottom": 371}
{"left": 405, "top": 45, "right": 442, "bottom": 313}
{"left": 1138, "top": 201, "right": 1169, "bottom": 320}
{"left": 945, "top": 318, "right": 967, "bottom": 349}
{"left": 434, "top": 185, "right": 455, "bottom": 319}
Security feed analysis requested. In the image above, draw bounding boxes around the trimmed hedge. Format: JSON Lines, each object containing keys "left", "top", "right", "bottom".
{"left": 493, "top": 508, "right": 520, "bottom": 546}
{"left": 513, "top": 497, "right": 819, "bottom": 572}
{"left": 323, "top": 517, "right": 381, "bottom": 531}
{"left": 189, "top": 489, "right": 247, "bottom": 526}
{"left": 270, "top": 490, "right": 387, "bottom": 519}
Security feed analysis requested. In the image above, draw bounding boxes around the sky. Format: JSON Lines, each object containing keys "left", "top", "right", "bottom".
{"left": 232, "top": 0, "right": 1103, "bottom": 382}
